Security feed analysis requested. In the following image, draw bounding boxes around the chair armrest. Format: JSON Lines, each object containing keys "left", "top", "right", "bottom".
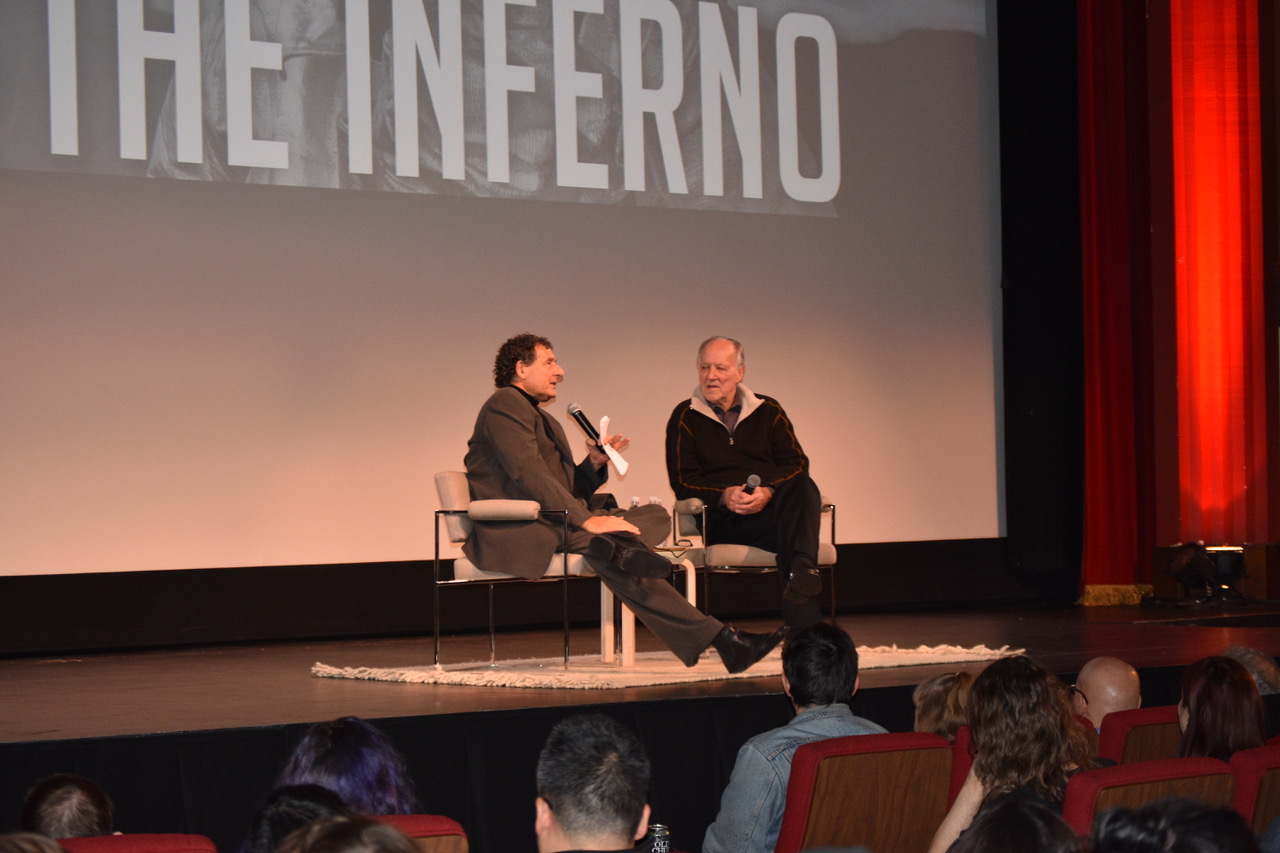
{"left": 467, "top": 500, "right": 541, "bottom": 521}
{"left": 673, "top": 497, "right": 705, "bottom": 515}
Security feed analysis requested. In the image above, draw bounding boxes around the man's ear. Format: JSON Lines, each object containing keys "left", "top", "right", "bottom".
{"left": 633, "top": 804, "right": 652, "bottom": 843}
{"left": 781, "top": 673, "right": 792, "bottom": 699}
{"left": 850, "top": 675, "right": 861, "bottom": 698}
{"left": 534, "top": 797, "right": 554, "bottom": 838}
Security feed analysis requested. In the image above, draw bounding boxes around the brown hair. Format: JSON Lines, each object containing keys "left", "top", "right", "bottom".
{"left": 968, "top": 655, "right": 1097, "bottom": 804}
{"left": 275, "top": 817, "right": 418, "bottom": 853}
{"left": 912, "top": 671, "right": 974, "bottom": 742}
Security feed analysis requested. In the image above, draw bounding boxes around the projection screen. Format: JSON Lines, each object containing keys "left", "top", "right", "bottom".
{"left": 0, "top": 0, "right": 1002, "bottom": 576}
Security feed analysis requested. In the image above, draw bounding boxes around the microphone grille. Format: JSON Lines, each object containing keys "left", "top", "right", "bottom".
{"left": 567, "top": 402, "right": 582, "bottom": 414}
{"left": 747, "top": 474, "right": 761, "bottom": 487}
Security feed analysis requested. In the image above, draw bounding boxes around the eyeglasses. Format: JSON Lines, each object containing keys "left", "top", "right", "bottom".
{"left": 1071, "top": 684, "right": 1088, "bottom": 703}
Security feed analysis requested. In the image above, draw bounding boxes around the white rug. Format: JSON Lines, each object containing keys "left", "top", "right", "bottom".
{"left": 311, "top": 644, "right": 1021, "bottom": 690}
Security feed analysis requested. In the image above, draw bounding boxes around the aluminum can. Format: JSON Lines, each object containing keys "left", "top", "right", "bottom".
{"left": 647, "top": 824, "right": 670, "bottom": 853}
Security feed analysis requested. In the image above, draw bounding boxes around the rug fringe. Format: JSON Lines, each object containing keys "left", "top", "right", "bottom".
{"left": 312, "top": 644, "right": 1023, "bottom": 690}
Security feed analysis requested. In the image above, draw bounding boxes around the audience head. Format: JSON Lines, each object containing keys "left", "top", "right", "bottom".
{"left": 20, "top": 774, "right": 114, "bottom": 839}
{"left": 249, "top": 785, "right": 352, "bottom": 853}
{"left": 967, "top": 654, "right": 1096, "bottom": 804}
{"left": 493, "top": 333, "right": 553, "bottom": 388}
{"left": 0, "top": 835, "right": 70, "bottom": 853}
{"left": 1090, "top": 797, "right": 1260, "bottom": 853}
{"left": 1176, "top": 655, "right": 1265, "bottom": 761}
{"left": 1072, "top": 656, "right": 1142, "bottom": 729}
{"left": 912, "top": 671, "right": 974, "bottom": 742}
{"left": 1221, "top": 644, "right": 1280, "bottom": 696}
{"left": 948, "top": 796, "right": 1082, "bottom": 853}
{"left": 276, "top": 717, "right": 418, "bottom": 815}
{"left": 534, "top": 714, "right": 650, "bottom": 852}
{"left": 274, "top": 816, "right": 417, "bottom": 853}
{"left": 781, "top": 622, "right": 859, "bottom": 710}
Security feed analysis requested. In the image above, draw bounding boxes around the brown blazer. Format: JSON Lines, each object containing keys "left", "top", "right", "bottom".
{"left": 462, "top": 386, "right": 606, "bottom": 578}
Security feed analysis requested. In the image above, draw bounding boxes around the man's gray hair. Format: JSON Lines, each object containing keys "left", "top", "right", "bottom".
{"left": 697, "top": 336, "right": 745, "bottom": 368}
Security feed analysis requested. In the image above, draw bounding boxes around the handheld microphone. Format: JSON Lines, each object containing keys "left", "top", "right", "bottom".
{"left": 743, "top": 474, "right": 762, "bottom": 494}
{"left": 567, "top": 403, "right": 602, "bottom": 443}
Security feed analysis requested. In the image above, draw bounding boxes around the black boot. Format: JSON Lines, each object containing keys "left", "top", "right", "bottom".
{"left": 712, "top": 625, "right": 788, "bottom": 674}
{"left": 782, "top": 566, "right": 821, "bottom": 603}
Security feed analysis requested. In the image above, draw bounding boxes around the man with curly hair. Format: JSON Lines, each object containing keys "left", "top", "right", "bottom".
{"left": 463, "top": 333, "right": 785, "bottom": 673}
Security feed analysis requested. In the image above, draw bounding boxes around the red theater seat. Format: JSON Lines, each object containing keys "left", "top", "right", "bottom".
{"left": 775, "top": 732, "right": 952, "bottom": 853}
{"left": 374, "top": 814, "right": 468, "bottom": 853}
{"left": 60, "top": 836, "right": 216, "bottom": 853}
{"left": 1230, "top": 743, "right": 1280, "bottom": 834}
{"left": 1097, "top": 705, "right": 1182, "bottom": 764}
{"left": 1061, "top": 757, "right": 1234, "bottom": 835}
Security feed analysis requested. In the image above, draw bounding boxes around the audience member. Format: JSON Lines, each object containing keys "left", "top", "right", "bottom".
{"left": 20, "top": 774, "right": 114, "bottom": 839}
{"left": 1221, "top": 645, "right": 1280, "bottom": 696}
{"left": 0, "top": 835, "right": 70, "bottom": 853}
{"left": 703, "top": 622, "right": 887, "bottom": 853}
{"left": 927, "top": 655, "right": 1098, "bottom": 853}
{"left": 1071, "top": 656, "right": 1142, "bottom": 730}
{"left": 947, "top": 797, "right": 1082, "bottom": 853}
{"left": 1090, "top": 797, "right": 1260, "bottom": 853}
{"left": 534, "top": 714, "right": 652, "bottom": 853}
{"left": 913, "top": 672, "right": 974, "bottom": 742}
{"left": 275, "top": 717, "right": 418, "bottom": 815}
{"left": 1261, "top": 815, "right": 1280, "bottom": 853}
{"left": 1176, "top": 655, "right": 1265, "bottom": 761}
{"left": 274, "top": 816, "right": 417, "bottom": 853}
{"left": 247, "top": 786, "right": 352, "bottom": 853}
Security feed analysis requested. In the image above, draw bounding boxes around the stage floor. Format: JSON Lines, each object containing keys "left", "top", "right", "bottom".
{"left": 4, "top": 601, "right": 1279, "bottom": 744}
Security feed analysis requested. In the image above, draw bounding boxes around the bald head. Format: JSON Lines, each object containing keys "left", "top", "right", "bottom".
{"left": 1073, "top": 656, "right": 1141, "bottom": 728}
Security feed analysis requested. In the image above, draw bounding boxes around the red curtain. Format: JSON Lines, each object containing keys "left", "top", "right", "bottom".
{"left": 1078, "top": 0, "right": 1269, "bottom": 593}
{"left": 1078, "top": 0, "right": 1142, "bottom": 588}
{"left": 1169, "top": 0, "right": 1269, "bottom": 543}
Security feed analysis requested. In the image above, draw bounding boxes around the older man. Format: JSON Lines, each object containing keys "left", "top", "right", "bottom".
{"left": 666, "top": 336, "right": 825, "bottom": 629}
{"left": 464, "top": 333, "right": 784, "bottom": 673}
{"left": 1072, "top": 656, "right": 1142, "bottom": 730}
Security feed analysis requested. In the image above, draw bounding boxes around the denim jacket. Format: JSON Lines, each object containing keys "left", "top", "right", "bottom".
{"left": 702, "top": 704, "right": 887, "bottom": 853}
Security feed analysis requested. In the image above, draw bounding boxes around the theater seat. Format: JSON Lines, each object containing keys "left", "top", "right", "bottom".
{"left": 1061, "top": 757, "right": 1234, "bottom": 835}
{"left": 60, "top": 835, "right": 216, "bottom": 853}
{"left": 775, "top": 732, "right": 952, "bottom": 853}
{"left": 374, "top": 814, "right": 468, "bottom": 853}
{"left": 1097, "top": 705, "right": 1182, "bottom": 763}
{"left": 948, "top": 726, "right": 972, "bottom": 807}
{"left": 1230, "top": 743, "right": 1280, "bottom": 834}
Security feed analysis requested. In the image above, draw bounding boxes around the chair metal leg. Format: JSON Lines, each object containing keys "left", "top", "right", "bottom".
{"left": 561, "top": 558, "right": 570, "bottom": 669}
{"left": 433, "top": 510, "right": 443, "bottom": 668}
{"left": 487, "top": 583, "right": 496, "bottom": 666}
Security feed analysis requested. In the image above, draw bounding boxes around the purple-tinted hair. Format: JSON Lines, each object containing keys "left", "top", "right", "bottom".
{"left": 275, "top": 717, "right": 418, "bottom": 815}
{"left": 1176, "top": 656, "right": 1265, "bottom": 761}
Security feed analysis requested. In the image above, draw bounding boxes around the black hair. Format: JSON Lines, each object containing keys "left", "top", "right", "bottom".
{"left": 782, "top": 622, "right": 859, "bottom": 708}
{"left": 535, "top": 714, "right": 649, "bottom": 843}
{"left": 494, "top": 333, "right": 552, "bottom": 387}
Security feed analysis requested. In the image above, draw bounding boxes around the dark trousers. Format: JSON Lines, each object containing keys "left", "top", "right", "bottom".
{"left": 704, "top": 474, "right": 824, "bottom": 629}
{"left": 566, "top": 503, "right": 724, "bottom": 666}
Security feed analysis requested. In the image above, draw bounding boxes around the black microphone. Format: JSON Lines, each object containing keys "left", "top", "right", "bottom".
{"left": 742, "top": 474, "right": 761, "bottom": 494}
{"left": 567, "top": 403, "right": 602, "bottom": 443}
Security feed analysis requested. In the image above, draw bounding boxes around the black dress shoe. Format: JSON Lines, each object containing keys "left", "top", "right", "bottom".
{"left": 712, "top": 624, "right": 788, "bottom": 674}
{"left": 587, "top": 536, "right": 672, "bottom": 579}
{"left": 782, "top": 567, "right": 821, "bottom": 603}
